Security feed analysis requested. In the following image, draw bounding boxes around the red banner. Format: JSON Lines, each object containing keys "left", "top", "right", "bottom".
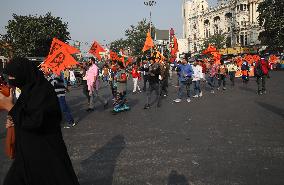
{"left": 89, "top": 41, "right": 105, "bottom": 60}
{"left": 44, "top": 47, "right": 78, "bottom": 75}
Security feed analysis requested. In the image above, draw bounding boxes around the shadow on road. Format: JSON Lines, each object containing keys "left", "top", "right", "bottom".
{"left": 78, "top": 135, "right": 126, "bottom": 185}
{"left": 167, "top": 170, "right": 189, "bottom": 185}
{"left": 256, "top": 101, "right": 284, "bottom": 119}
{"left": 239, "top": 85, "right": 256, "bottom": 94}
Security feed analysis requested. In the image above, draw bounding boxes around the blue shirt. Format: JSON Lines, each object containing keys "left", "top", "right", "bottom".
{"left": 176, "top": 63, "right": 193, "bottom": 82}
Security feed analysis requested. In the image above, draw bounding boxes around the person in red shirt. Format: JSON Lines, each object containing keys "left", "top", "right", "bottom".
{"left": 254, "top": 58, "right": 269, "bottom": 95}
{"left": 131, "top": 64, "right": 141, "bottom": 93}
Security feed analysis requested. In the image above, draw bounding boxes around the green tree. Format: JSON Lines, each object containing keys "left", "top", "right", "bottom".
{"left": 202, "top": 34, "right": 226, "bottom": 50}
{"left": 109, "top": 19, "right": 155, "bottom": 57}
{"left": 258, "top": 0, "right": 284, "bottom": 49}
{"left": 1, "top": 12, "right": 70, "bottom": 57}
{"left": 109, "top": 38, "right": 129, "bottom": 53}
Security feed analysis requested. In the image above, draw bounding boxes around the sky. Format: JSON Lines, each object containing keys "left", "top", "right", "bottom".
{"left": 0, "top": 0, "right": 217, "bottom": 53}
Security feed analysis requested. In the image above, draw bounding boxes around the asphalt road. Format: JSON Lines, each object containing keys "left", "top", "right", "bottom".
{"left": 1, "top": 71, "right": 284, "bottom": 185}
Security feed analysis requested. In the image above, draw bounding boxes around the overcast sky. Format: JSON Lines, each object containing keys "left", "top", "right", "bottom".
{"left": 0, "top": 0, "right": 217, "bottom": 52}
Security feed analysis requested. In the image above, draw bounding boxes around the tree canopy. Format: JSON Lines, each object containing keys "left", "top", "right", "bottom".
{"left": 0, "top": 12, "right": 70, "bottom": 57}
{"left": 258, "top": 0, "right": 284, "bottom": 49}
{"left": 202, "top": 34, "right": 226, "bottom": 50}
{"left": 110, "top": 19, "right": 155, "bottom": 56}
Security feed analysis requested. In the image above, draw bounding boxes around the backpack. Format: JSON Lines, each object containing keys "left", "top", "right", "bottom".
{"left": 261, "top": 61, "right": 269, "bottom": 75}
{"left": 254, "top": 62, "right": 263, "bottom": 77}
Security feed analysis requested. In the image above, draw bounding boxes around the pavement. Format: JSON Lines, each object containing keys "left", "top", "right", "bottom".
{"left": 0, "top": 71, "right": 284, "bottom": 185}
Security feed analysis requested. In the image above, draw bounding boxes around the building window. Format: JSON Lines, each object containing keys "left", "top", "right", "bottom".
{"left": 240, "top": 4, "right": 243, "bottom": 11}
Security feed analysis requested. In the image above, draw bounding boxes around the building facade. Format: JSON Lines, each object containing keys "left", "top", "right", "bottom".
{"left": 182, "top": 0, "right": 263, "bottom": 53}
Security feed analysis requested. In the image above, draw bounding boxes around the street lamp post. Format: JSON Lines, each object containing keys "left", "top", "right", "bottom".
{"left": 144, "top": 0, "right": 157, "bottom": 35}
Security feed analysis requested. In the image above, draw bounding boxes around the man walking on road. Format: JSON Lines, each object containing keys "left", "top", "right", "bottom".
{"left": 86, "top": 58, "right": 108, "bottom": 112}
{"left": 173, "top": 58, "right": 193, "bottom": 103}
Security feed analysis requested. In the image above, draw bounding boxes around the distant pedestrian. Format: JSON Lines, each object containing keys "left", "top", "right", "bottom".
{"left": 208, "top": 61, "right": 218, "bottom": 93}
{"left": 192, "top": 61, "right": 203, "bottom": 98}
{"left": 47, "top": 73, "right": 77, "bottom": 128}
{"left": 86, "top": 58, "right": 108, "bottom": 112}
{"left": 160, "top": 60, "right": 170, "bottom": 97}
{"left": 254, "top": 58, "right": 269, "bottom": 95}
{"left": 131, "top": 64, "right": 141, "bottom": 93}
{"left": 227, "top": 61, "right": 238, "bottom": 86}
{"left": 217, "top": 60, "right": 228, "bottom": 90}
{"left": 113, "top": 61, "right": 130, "bottom": 113}
{"left": 241, "top": 61, "right": 250, "bottom": 84}
{"left": 173, "top": 58, "right": 193, "bottom": 103}
{"left": 141, "top": 60, "right": 150, "bottom": 91}
{"left": 144, "top": 58, "right": 161, "bottom": 109}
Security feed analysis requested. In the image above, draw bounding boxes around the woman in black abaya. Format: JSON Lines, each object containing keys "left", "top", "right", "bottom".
{"left": 0, "top": 58, "right": 80, "bottom": 185}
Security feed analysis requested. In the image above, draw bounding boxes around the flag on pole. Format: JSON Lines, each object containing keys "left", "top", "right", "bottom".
{"left": 142, "top": 31, "right": 154, "bottom": 52}
{"left": 89, "top": 41, "right": 105, "bottom": 60}
{"left": 48, "top": 38, "right": 79, "bottom": 57}
{"left": 43, "top": 47, "right": 78, "bottom": 75}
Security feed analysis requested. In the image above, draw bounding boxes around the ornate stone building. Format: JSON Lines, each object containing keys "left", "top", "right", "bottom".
{"left": 182, "top": 0, "right": 263, "bottom": 52}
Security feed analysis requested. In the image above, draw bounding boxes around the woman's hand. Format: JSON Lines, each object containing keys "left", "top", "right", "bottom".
{"left": 0, "top": 89, "right": 14, "bottom": 112}
{"left": 6, "top": 116, "right": 14, "bottom": 128}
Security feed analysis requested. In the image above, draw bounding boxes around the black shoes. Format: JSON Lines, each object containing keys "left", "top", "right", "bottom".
{"left": 86, "top": 108, "right": 94, "bottom": 112}
{"left": 144, "top": 104, "right": 150, "bottom": 109}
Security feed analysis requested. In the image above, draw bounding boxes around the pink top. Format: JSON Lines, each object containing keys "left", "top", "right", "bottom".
{"left": 86, "top": 64, "right": 99, "bottom": 92}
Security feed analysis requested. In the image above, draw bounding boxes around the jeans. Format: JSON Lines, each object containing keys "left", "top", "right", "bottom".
{"left": 89, "top": 90, "right": 107, "bottom": 109}
{"left": 228, "top": 72, "right": 236, "bottom": 86}
{"left": 193, "top": 80, "right": 201, "bottom": 96}
{"left": 160, "top": 77, "right": 169, "bottom": 96}
{"left": 208, "top": 76, "right": 216, "bottom": 90}
{"left": 178, "top": 79, "right": 192, "bottom": 99}
{"left": 58, "top": 96, "right": 74, "bottom": 124}
{"left": 218, "top": 74, "right": 226, "bottom": 88}
{"left": 256, "top": 76, "right": 266, "bottom": 92}
{"left": 146, "top": 82, "right": 161, "bottom": 106}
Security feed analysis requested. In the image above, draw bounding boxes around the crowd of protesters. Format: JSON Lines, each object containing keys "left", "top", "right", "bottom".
{"left": 1, "top": 52, "right": 271, "bottom": 129}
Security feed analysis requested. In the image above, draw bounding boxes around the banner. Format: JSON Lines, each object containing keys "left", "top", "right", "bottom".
{"left": 43, "top": 47, "right": 78, "bottom": 75}
{"left": 48, "top": 38, "right": 79, "bottom": 57}
{"left": 89, "top": 41, "right": 105, "bottom": 60}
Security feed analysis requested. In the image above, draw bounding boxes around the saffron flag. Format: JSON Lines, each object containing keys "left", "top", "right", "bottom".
{"left": 269, "top": 55, "right": 278, "bottom": 64}
{"left": 110, "top": 50, "right": 120, "bottom": 61}
{"left": 170, "top": 36, "right": 179, "bottom": 62}
{"left": 203, "top": 44, "right": 217, "bottom": 54}
{"left": 43, "top": 47, "right": 78, "bottom": 75}
{"left": 142, "top": 31, "right": 154, "bottom": 52}
{"left": 48, "top": 38, "right": 79, "bottom": 57}
{"left": 89, "top": 41, "right": 105, "bottom": 60}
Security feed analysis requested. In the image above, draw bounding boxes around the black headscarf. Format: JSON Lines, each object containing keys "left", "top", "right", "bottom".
{"left": 3, "top": 57, "right": 62, "bottom": 130}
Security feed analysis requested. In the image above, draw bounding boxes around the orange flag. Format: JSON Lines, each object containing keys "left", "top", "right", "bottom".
{"left": 48, "top": 38, "right": 79, "bottom": 57}
{"left": 109, "top": 50, "right": 120, "bottom": 61}
{"left": 43, "top": 47, "right": 78, "bottom": 75}
{"left": 171, "top": 36, "right": 179, "bottom": 55}
{"left": 89, "top": 41, "right": 105, "bottom": 60}
{"left": 142, "top": 31, "right": 154, "bottom": 52}
{"left": 269, "top": 55, "right": 278, "bottom": 64}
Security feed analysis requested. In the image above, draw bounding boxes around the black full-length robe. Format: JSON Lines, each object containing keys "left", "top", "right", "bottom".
{"left": 3, "top": 58, "right": 80, "bottom": 185}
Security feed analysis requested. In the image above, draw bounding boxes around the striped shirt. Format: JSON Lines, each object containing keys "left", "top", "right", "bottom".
{"left": 47, "top": 76, "right": 66, "bottom": 97}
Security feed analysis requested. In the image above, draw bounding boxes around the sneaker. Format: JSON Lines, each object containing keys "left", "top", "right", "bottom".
{"left": 262, "top": 90, "right": 267, "bottom": 94}
{"left": 173, "top": 98, "right": 182, "bottom": 103}
{"left": 210, "top": 90, "right": 215, "bottom": 94}
{"left": 144, "top": 104, "right": 150, "bottom": 109}
{"left": 71, "top": 122, "right": 77, "bottom": 127}
{"left": 223, "top": 87, "right": 227, "bottom": 90}
{"left": 199, "top": 91, "right": 203, "bottom": 97}
{"left": 217, "top": 87, "right": 220, "bottom": 91}
{"left": 64, "top": 125, "right": 71, "bottom": 129}
{"left": 186, "top": 98, "right": 191, "bottom": 103}
{"left": 104, "top": 102, "right": 108, "bottom": 109}
{"left": 192, "top": 95, "right": 199, "bottom": 98}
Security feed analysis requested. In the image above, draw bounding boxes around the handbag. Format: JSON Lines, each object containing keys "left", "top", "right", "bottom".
{"left": 5, "top": 117, "right": 15, "bottom": 159}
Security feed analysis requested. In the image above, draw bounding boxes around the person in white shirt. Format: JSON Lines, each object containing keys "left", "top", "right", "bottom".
{"left": 192, "top": 61, "right": 203, "bottom": 98}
